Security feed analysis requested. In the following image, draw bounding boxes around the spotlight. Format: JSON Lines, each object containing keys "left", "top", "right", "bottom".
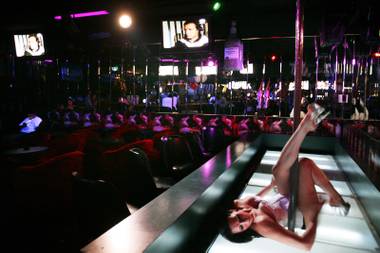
{"left": 206, "top": 56, "right": 216, "bottom": 67}
{"left": 119, "top": 14, "right": 132, "bottom": 29}
{"left": 207, "top": 60, "right": 215, "bottom": 67}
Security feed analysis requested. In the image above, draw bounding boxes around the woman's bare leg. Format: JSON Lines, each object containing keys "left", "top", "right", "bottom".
{"left": 299, "top": 158, "right": 344, "bottom": 206}
{"left": 297, "top": 162, "right": 324, "bottom": 227}
{"left": 272, "top": 112, "right": 317, "bottom": 194}
{"left": 298, "top": 157, "right": 350, "bottom": 227}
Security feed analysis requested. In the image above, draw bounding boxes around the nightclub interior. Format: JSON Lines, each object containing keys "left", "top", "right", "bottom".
{"left": 1, "top": 0, "right": 379, "bottom": 252}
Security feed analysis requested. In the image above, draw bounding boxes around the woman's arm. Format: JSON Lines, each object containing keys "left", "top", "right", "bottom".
{"left": 256, "top": 177, "right": 275, "bottom": 197}
{"left": 254, "top": 217, "right": 317, "bottom": 251}
{"left": 234, "top": 178, "right": 275, "bottom": 209}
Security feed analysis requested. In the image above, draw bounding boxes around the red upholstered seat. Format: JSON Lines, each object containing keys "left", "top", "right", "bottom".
{"left": 43, "top": 132, "right": 89, "bottom": 160}
{"left": 12, "top": 151, "right": 84, "bottom": 250}
{"left": 14, "top": 151, "right": 84, "bottom": 213}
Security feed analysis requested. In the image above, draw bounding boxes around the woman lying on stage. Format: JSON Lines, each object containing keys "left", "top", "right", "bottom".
{"left": 225, "top": 104, "right": 350, "bottom": 251}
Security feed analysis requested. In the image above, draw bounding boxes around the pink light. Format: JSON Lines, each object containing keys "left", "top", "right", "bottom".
{"left": 225, "top": 146, "right": 232, "bottom": 168}
{"left": 70, "top": 10, "right": 109, "bottom": 18}
{"left": 207, "top": 60, "right": 215, "bottom": 67}
{"left": 201, "top": 159, "right": 216, "bottom": 185}
{"left": 160, "top": 58, "right": 180, "bottom": 63}
{"left": 54, "top": 10, "right": 109, "bottom": 21}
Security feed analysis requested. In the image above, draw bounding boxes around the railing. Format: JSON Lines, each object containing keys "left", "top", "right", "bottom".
{"left": 343, "top": 124, "right": 380, "bottom": 190}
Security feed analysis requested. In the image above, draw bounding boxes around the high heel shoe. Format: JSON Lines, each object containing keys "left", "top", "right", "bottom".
{"left": 331, "top": 201, "right": 351, "bottom": 216}
{"left": 308, "top": 103, "right": 330, "bottom": 125}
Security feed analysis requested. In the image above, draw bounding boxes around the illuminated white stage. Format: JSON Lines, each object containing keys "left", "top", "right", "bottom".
{"left": 208, "top": 151, "right": 379, "bottom": 253}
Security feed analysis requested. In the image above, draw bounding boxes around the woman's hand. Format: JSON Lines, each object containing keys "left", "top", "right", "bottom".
{"left": 234, "top": 196, "right": 261, "bottom": 209}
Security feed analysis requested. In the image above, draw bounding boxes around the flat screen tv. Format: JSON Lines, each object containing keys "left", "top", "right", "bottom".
{"left": 14, "top": 33, "right": 46, "bottom": 57}
{"left": 162, "top": 17, "right": 210, "bottom": 52}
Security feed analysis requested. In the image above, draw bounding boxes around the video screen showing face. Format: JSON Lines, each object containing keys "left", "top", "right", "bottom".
{"left": 14, "top": 33, "right": 46, "bottom": 57}
{"left": 162, "top": 18, "right": 209, "bottom": 49}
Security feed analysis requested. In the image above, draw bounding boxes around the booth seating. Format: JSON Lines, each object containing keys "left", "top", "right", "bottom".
{"left": 202, "top": 126, "right": 226, "bottom": 154}
{"left": 100, "top": 144, "right": 166, "bottom": 210}
{"left": 159, "top": 134, "right": 196, "bottom": 180}
{"left": 72, "top": 173, "right": 131, "bottom": 247}
{"left": 11, "top": 151, "right": 84, "bottom": 252}
{"left": 181, "top": 132, "right": 212, "bottom": 165}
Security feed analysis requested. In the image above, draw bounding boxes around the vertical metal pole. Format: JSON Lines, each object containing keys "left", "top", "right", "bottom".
{"left": 342, "top": 37, "right": 347, "bottom": 118}
{"left": 185, "top": 60, "right": 189, "bottom": 112}
{"left": 279, "top": 58, "right": 283, "bottom": 117}
{"left": 314, "top": 36, "right": 319, "bottom": 101}
{"left": 171, "top": 59, "right": 175, "bottom": 111}
{"left": 229, "top": 72, "right": 233, "bottom": 115}
{"left": 108, "top": 57, "right": 112, "bottom": 106}
{"left": 293, "top": 0, "right": 303, "bottom": 130}
{"left": 288, "top": 0, "right": 304, "bottom": 232}
{"left": 246, "top": 59, "right": 250, "bottom": 115}
{"left": 364, "top": 56, "right": 369, "bottom": 107}
{"left": 86, "top": 61, "right": 90, "bottom": 91}
{"left": 200, "top": 59, "right": 204, "bottom": 114}
{"left": 145, "top": 58, "right": 149, "bottom": 111}
{"left": 121, "top": 56, "right": 125, "bottom": 97}
{"left": 342, "top": 37, "right": 347, "bottom": 88}
{"left": 133, "top": 47, "right": 136, "bottom": 108}
{"left": 288, "top": 159, "right": 300, "bottom": 231}
{"left": 97, "top": 59, "right": 101, "bottom": 110}
{"left": 352, "top": 40, "right": 356, "bottom": 94}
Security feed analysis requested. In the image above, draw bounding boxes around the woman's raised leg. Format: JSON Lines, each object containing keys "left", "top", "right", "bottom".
{"left": 272, "top": 111, "right": 317, "bottom": 194}
{"left": 299, "top": 158, "right": 348, "bottom": 207}
{"left": 297, "top": 161, "right": 324, "bottom": 227}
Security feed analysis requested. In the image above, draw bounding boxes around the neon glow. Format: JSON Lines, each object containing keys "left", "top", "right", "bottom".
{"left": 54, "top": 10, "right": 109, "bottom": 20}
{"left": 207, "top": 60, "right": 215, "bottom": 67}
{"left": 212, "top": 1, "right": 222, "bottom": 11}
{"left": 160, "top": 58, "right": 180, "bottom": 63}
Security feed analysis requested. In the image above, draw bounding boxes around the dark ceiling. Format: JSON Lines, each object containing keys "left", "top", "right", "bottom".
{"left": 1, "top": 0, "right": 378, "bottom": 60}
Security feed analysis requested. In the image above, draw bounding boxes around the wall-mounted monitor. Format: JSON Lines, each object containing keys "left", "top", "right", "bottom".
{"left": 159, "top": 65, "right": 179, "bottom": 76}
{"left": 195, "top": 66, "right": 217, "bottom": 76}
{"left": 162, "top": 17, "right": 210, "bottom": 52}
{"left": 289, "top": 80, "right": 310, "bottom": 91}
{"left": 14, "top": 33, "right": 46, "bottom": 57}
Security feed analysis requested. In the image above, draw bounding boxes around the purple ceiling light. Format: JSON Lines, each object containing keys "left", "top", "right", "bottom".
{"left": 54, "top": 10, "right": 109, "bottom": 20}
{"left": 44, "top": 59, "right": 54, "bottom": 64}
{"left": 160, "top": 58, "right": 180, "bottom": 63}
{"left": 207, "top": 59, "right": 215, "bottom": 67}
